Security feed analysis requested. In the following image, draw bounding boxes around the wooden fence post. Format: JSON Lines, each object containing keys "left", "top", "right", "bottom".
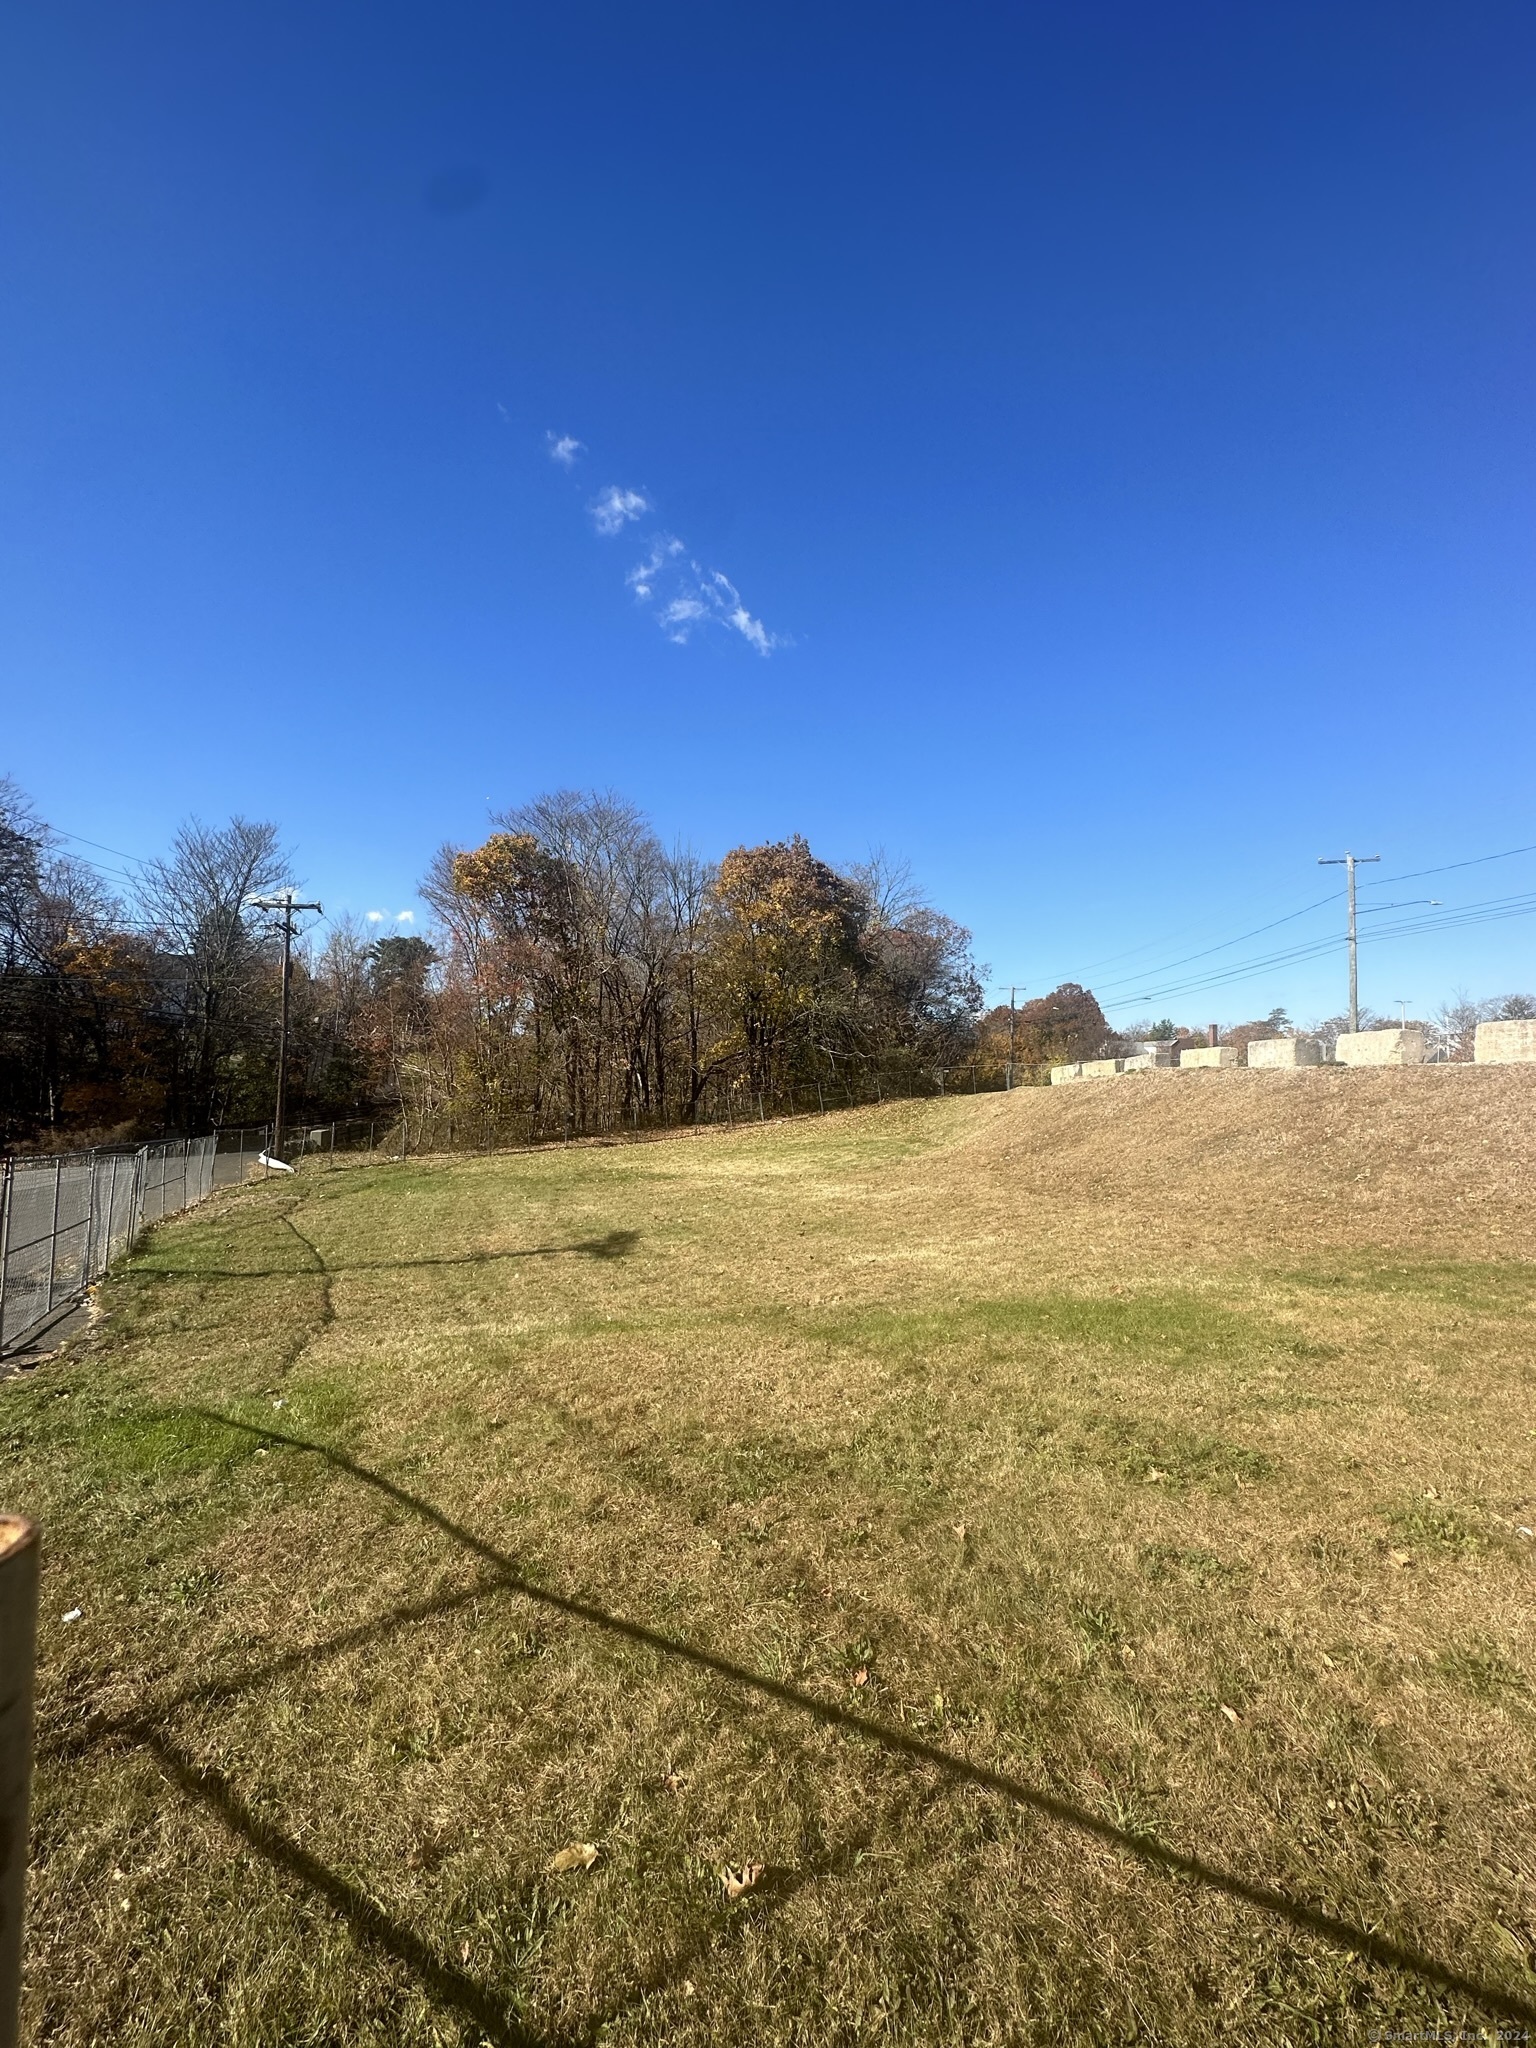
{"left": 0, "top": 1516, "right": 39, "bottom": 2048}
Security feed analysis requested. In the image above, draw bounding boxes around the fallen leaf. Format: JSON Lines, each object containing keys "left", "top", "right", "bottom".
{"left": 850, "top": 1666, "right": 869, "bottom": 1689}
{"left": 546, "top": 1842, "right": 600, "bottom": 1874}
{"left": 460, "top": 1941, "right": 471, "bottom": 1963}
{"left": 1219, "top": 1704, "right": 1240, "bottom": 1724}
{"left": 1389, "top": 1550, "right": 1413, "bottom": 1569}
{"left": 662, "top": 1771, "right": 685, "bottom": 1795}
{"left": 1320, "top": 1652, "right": 1336, "bottom": 1669}
{"left": 720, "top": 1862, "right": 764, "bottom": 1900}
{"left": 952, "top": 1522, "right": 967, "bottom": 1541}
{"left": 1146, "top": 1468, "right": 1168, "bottom": 1484}
{"left": 683, "top": 1980, "right": 697, "bottom": 1998}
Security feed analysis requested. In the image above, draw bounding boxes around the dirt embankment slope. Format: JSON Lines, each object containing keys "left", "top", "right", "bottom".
{"left": 918, "top": 1064, "right": 1536, "bottom": 1271}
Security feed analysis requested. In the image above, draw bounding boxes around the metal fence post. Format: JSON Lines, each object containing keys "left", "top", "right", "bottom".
{"left": 82, "top": 1151, "right": 97, "bottom": 1293}
{"left": 43, "top": 1160, "right": 62, "bottom": 1320}
{"left": 105, "top": 1154, "right": 119, "bottom": 1267}
{"left": 0, "top": 1515, "right": 39, "bottom": 2048}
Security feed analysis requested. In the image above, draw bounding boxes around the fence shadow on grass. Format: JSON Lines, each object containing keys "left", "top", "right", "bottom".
{"left": 136, "top": 1228, "right": 643, "bottom": 1282}
{"left": 118, "top": 1408, "right": 1530, "bottom": 2031}
{"left": 140, "top": 1724, "right": 544, "bottom": 2048}
{"left": 46, "top": 1566, "right": 850, "bottom": 2046}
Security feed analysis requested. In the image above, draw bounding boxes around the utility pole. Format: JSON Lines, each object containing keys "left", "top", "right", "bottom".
{"left": 1007, "top": 986, "right": 1023, "bottom": 1089}
{"left": 246, "top": 890, "right": 323, "bottom": 1162}
{"left": 1317, "top": 853, "right": 1379, "bottom": 1034}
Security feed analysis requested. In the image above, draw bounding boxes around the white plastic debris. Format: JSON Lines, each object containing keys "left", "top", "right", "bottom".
{"left": 257, "top": 1153, "right": 295, "bottom": 1174}
{"left": 62, "top": 1608, "right": 82, "bottom": 1624}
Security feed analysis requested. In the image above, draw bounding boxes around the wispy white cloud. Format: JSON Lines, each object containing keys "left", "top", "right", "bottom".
{"left": 366, "top": 910, "right": 385, "bottom": 924}
{"left": 589, "top": 484, "right": 650, "bottom": 535}
{"left": 552, "top": 437, "right": 783, "bottom": 654}
{"left": 396, "top": 910, "right": 415, "bottom": 925}
{"left": 628, "top": 538, "right": 781, "bottom": 655}
{"left": 625, "top": 535, "right": 685, "bottom": 601}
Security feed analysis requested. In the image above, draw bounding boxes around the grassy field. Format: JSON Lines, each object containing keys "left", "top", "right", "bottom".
{"left": 7, "top": 1070, "right": 1536, "bottom": 2045}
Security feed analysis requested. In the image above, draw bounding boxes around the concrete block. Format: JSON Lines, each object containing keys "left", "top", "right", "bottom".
{"left": 1246, "top": 1036, "right": 1322, "bottom": 1069}
{"left": 1335, "top": 1026, "right": 1425, "bottom": 1066}
{"left": 1179, "top": 1045, "right": 1237, "bottom": 1069}
{"left": 1124, "top": 1043, "right": 1177, "bottom": 1069}
{"left": 1474, "top": 1018, "right": 1536, "bottom": 1064}
{"left": 1078, "top": 1058, "right": 1125, "bottom": 1079}
{"left": 1049, "top": 1063, "right": 1082, "bottom": 1085}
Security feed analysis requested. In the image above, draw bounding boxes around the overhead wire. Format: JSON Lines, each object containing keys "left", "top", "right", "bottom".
{"left": 1363, "top": 841, "right": 1536, "bottom": 891}
{"left": 1082, "top": 837, "right": 1536, "bottom": 1013}
{"left": 51, "top": 828, "right": 154, "bottom": 868}
{"left": 1122, "top": 890, "right": 1536, "bottom": 1007}
{"left": 1088, "top": 890, "right": 1345, "bottom": 996}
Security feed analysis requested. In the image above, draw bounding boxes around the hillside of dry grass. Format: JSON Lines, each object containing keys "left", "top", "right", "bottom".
{"left": 921, "top": 1063, "right": 1536, "bottom": 1266}
{"left": 6, "top": 1070, "right": 1535, "bottom": 2046}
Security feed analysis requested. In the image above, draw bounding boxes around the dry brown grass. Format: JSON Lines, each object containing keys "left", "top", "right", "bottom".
{"left": 6, "top": 1072, "right": 1536, "bottom": 2045}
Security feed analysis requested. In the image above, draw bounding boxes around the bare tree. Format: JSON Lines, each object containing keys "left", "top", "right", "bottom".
{"left": 1426, "top": 989, "right": 1489, "bottom": 1063}
{"left": 137, "top": 818, "right": 290, "bottom": 1129}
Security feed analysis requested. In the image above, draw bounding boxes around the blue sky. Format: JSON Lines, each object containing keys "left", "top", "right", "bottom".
{"left": 3, "top": 0, "right": 1533, "bottom": 1026}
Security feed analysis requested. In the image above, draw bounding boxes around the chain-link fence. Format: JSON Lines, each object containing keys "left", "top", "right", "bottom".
{"left": 1, "top": 1077, "right": 1021, "bottom": 1355}
{"left": 0, "top": 1137, "right": 217, "bottom": 1356}
{"left": 210, "top": 1119, "right": 387, "bottom": 1184}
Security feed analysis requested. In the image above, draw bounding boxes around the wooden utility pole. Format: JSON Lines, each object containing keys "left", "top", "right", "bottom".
{"left": 1007, "top": 986, "right": 1024, "bottom": 1089}
{"left": 246, "top": 890, "right": 323, "bottom": 1163}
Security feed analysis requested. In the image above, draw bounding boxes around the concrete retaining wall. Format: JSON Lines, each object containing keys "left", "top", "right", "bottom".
{"left": 1474, "top": 1018, "right": 1536, "bottom": 1064}
{"left": 1079, "top": 1058, "right": 1125, "bottom": 1079}
{"left": 1335, "top": 1026, "right": 1425, "bottom": 1066}
{"left": 1179, "top": 1045, "right": 1237, "bottom": 1069}
{"left": 1049, "top": 1064, "right": 1082, "bottom": 1085}
{"left": 1247, "top": 1036, "right": 1322, "bottom": 1069}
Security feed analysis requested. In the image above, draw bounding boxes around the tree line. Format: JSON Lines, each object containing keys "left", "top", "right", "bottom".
{"left": 3, "top": 780, "right": 1022, "bottom": 1150}
{"left": 8, "top": 775, "right": 1525, "bottom": 1153}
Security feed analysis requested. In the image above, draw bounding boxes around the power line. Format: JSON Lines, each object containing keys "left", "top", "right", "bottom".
{"left": 1088, "top": 890, "right": 1344, "bottom": 996}
{"left": 1363, "top": 840, "right": 1536, "bottom": 891}
{"left": 51, "top": 851, "right": 144, "bottom": 889}
{"left": 1058, "top": 837, "right": 1536, "bottom": 1015}
{"left": 1121, "top": 890, "right": 1536, "bottom": 1008}
{"left": 1128, "top": 897, "right": 1534, "bottom": 1006}
{"left": 51, "top": 828, "right": 153, "bottom": 868}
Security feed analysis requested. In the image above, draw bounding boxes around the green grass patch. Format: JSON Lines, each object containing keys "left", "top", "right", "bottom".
{"left": 7, "top": 1105, "right": 1536, "bottom": 2044}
